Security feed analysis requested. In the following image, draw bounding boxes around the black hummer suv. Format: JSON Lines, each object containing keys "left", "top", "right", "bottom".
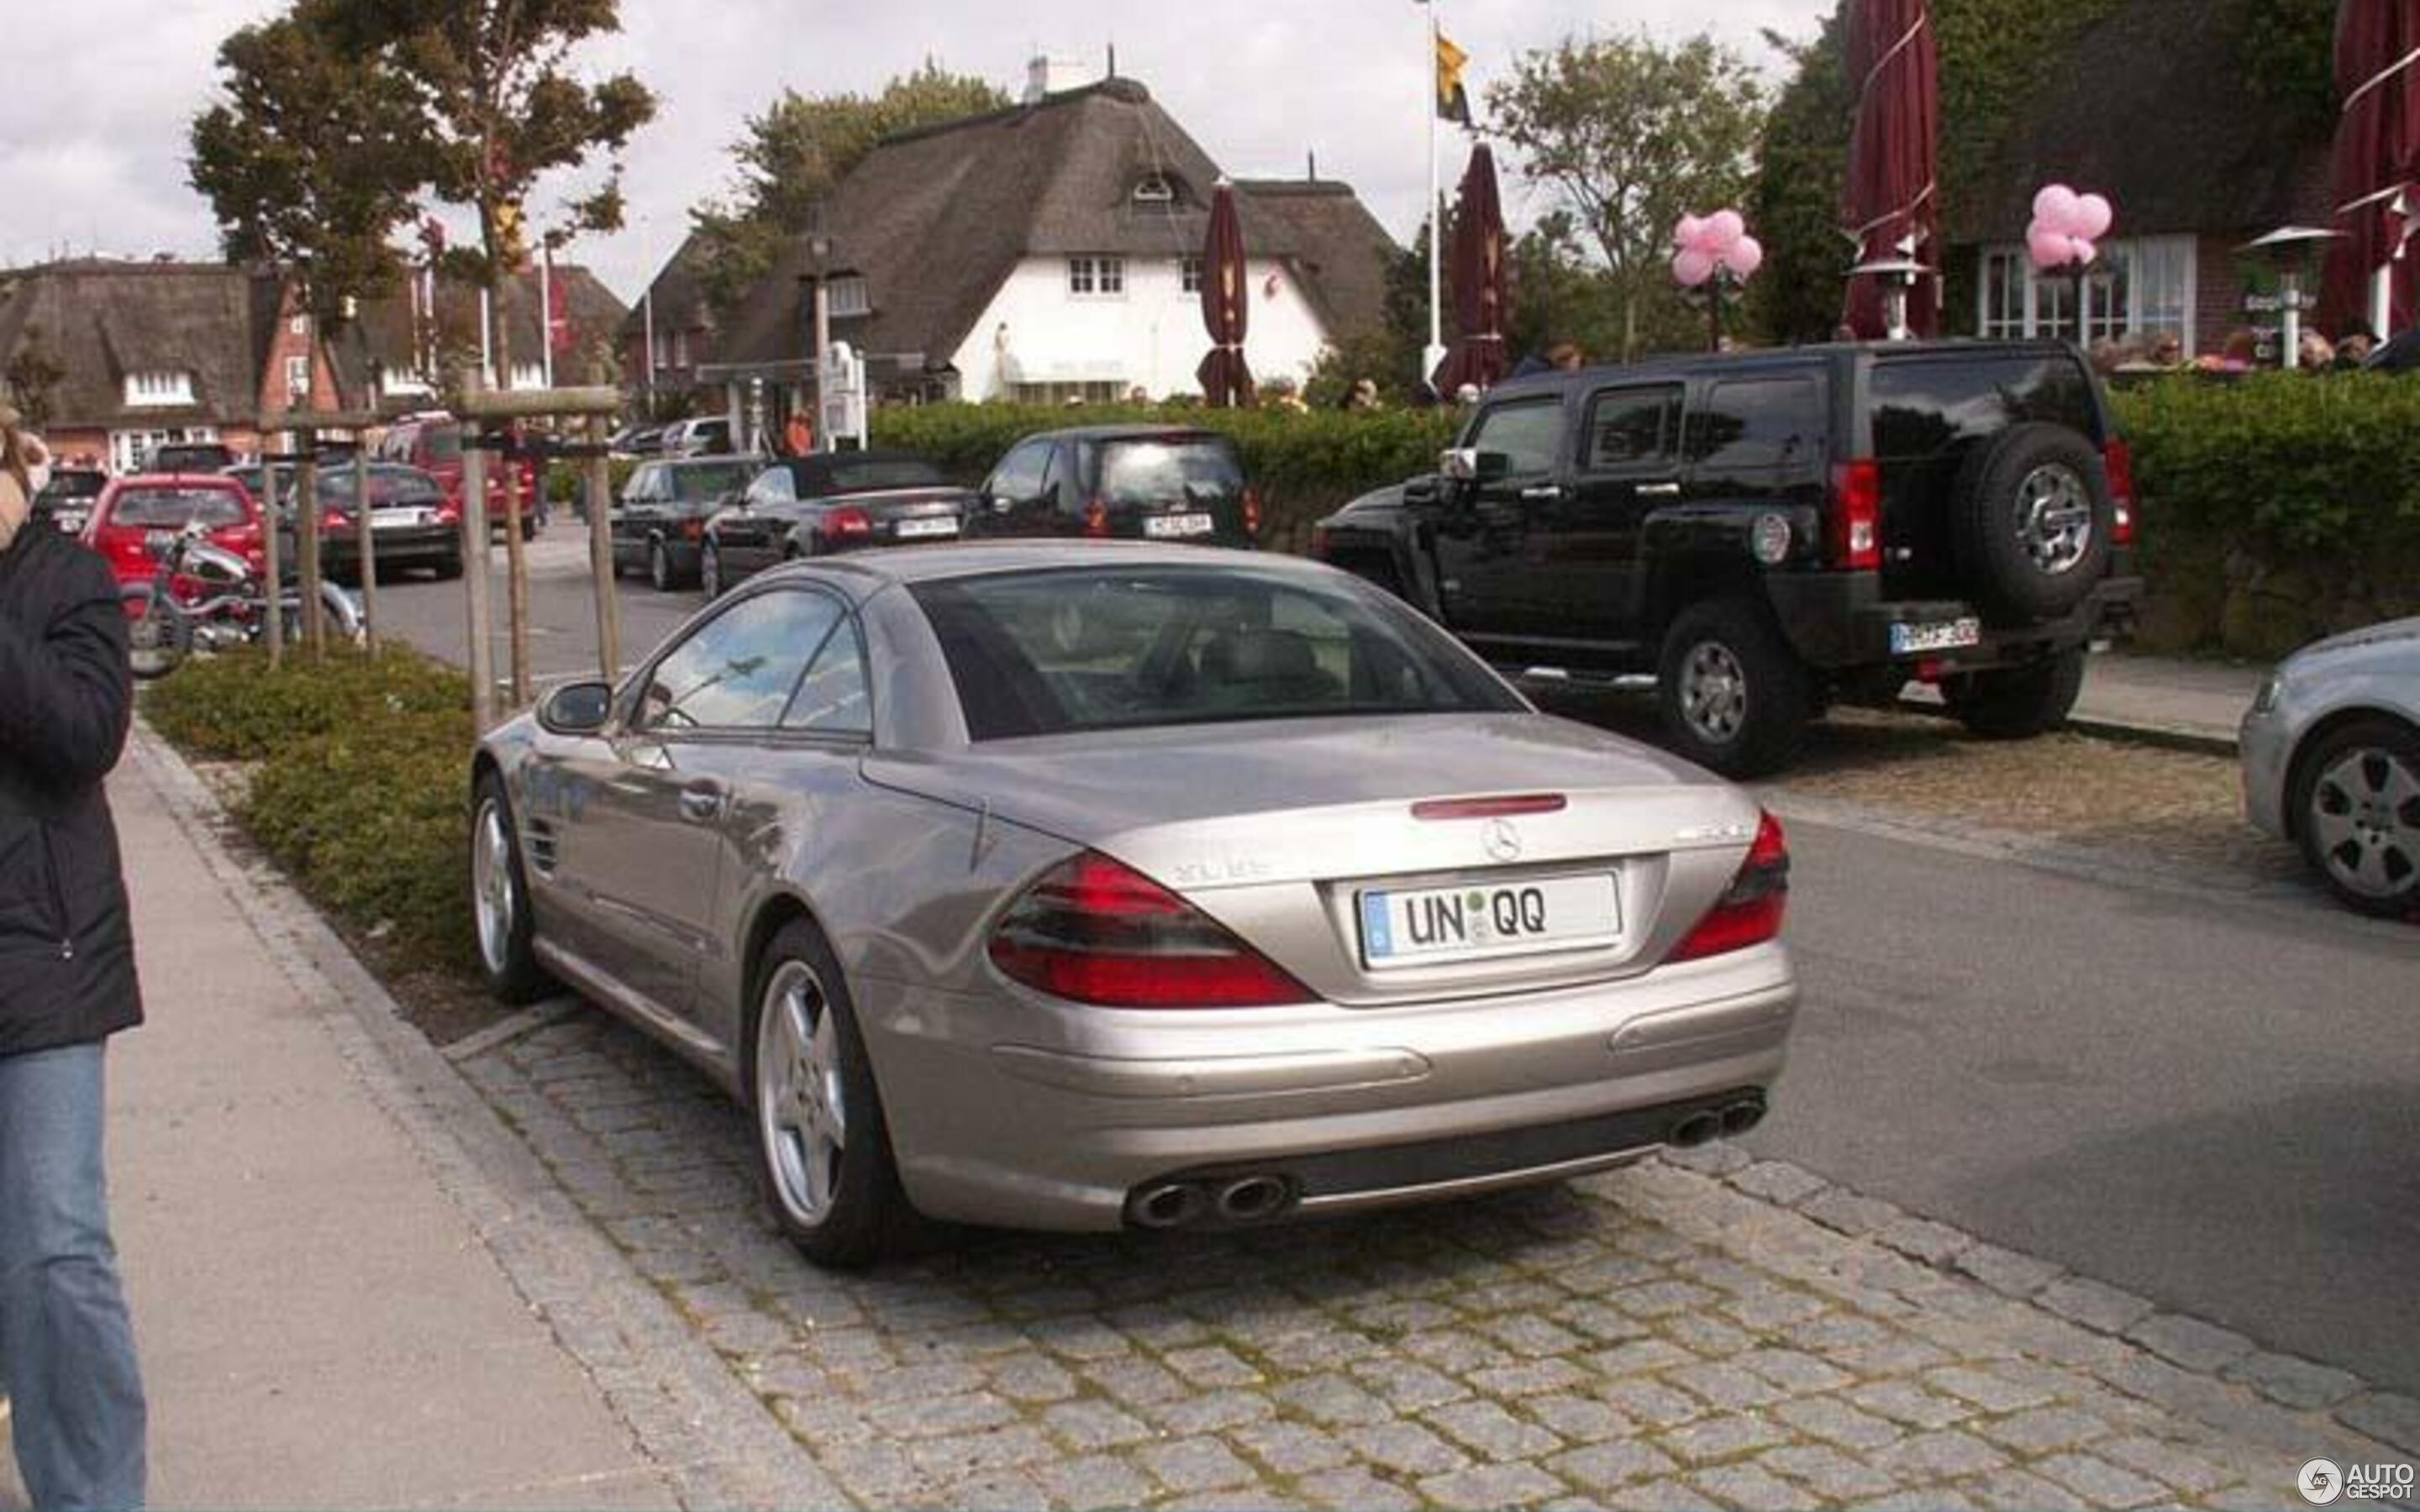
{"left": 1311, "top": 340, "right": 2144, "bottom": 776}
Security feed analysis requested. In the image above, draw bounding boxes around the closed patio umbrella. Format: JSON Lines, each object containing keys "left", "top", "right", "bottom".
{"left": 1432, "top": 143, "right": 1508, "bottom": 394}
{"left": 1839, "top": 0, "right": 1940, "bottom": 339}
{"left": 1195, "top": 181, "right": 1255, "bottom": 407}
{"left": 2320, "top": 0, "right": 2420, "bottom": 339}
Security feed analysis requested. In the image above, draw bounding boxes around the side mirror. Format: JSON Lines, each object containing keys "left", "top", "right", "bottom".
{"left": 539, "top": 679, "right": 614, "bottom": 735}
{"left": 1439, "top": 447, "right": 1479, "bottom": 482}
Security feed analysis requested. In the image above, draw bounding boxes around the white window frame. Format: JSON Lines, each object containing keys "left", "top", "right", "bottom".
{"left": 1181, "top": 256, "right": 1203, "bottom": 295}
{"left": 112, "top": 423, "right": 218, "bottom": 475}
{"left": 284, "top": 354, "right": 312, "bottom": 399}
{"left": 123, "top": 370, "right": 196, "bottom": 408}
{"left": 1067, "top": 255, "right": 1126, "bottom": 299}
{"left": 1973, "top": 236, "right": 2197, "bottom": 356}
{"left": 1133, "top": 174, "right": 1175, "bottom": 205}
{"left": 827, "top": 276, "right": 870, "bottom": 317}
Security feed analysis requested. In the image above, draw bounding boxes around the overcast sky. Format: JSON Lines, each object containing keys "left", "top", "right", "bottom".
{"left": 4, "top": 0, "right": 1822, "bottom": 305}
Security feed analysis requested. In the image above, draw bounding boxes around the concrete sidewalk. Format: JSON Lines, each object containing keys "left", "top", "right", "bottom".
{"left": 2072, "top": 654, "right": 2265, "bottom": 752}
{"left": 3, "top": 734, "right": 696, "bottom": 1510}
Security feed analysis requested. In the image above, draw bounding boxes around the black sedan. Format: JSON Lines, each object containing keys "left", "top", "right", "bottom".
{"left": 699, "top": 450, "right": 972, "bottom": 598}
{"left": 32, "top": 467, "right": 108, "bottom": 535}
{"left": 228, "top": 462, "right": 462, "bottom": 581}
{"left": 610, "top": 456, "right": 762, "bottom": 591}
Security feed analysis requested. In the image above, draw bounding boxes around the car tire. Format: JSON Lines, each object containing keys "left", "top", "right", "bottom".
{"left": 1941, "top": 647, "right": 2086, "bottom": 739}
{"left": 749, "top": 919, "right": 915, "bottom": 1268}
{"left": 700, "top": 539, "right": 724, "bottom": 600}
{"left": 1656, "top": 596, "right": 1813, "bottom": 778}
{"left": 471, "top": 773, "right": 553, "bottom": 1004}
{"left": 434, "top": 551, "right": 464, "bottom": 581}
{"left": 2290, "top": 717, "right": 2420, "bottom": 918}
{"left": 648, "top": 538, "right": 675, "bottom": 592}
{"left": 1949, "top": 423, "right": 2115, "bottom": 623}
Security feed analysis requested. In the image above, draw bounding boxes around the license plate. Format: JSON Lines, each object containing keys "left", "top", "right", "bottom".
{"left": 1143, "top": 512, "right": 1214, "bottom": 538}
{"left": 145, "top": 529, "right": 177, "bottom": 554}
{"left": 892, "top": 516, "right": 958, "bottom": 539}
{"left": 373, "top": 508, "right": 429, "bottom": 530}
{"left": 1890, "top": 617, "right": 1982, "bottom": 655}
{"left": 1358, "top": 873, "right": 1621, "bottom": 969}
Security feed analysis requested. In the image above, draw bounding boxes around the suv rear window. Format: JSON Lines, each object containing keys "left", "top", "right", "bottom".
{"left": 1093, "top": 438, "right": 1244, "bottom": 505}
{"left": 1687, "top": 377, "right": 1824, "bottom": 470}
{"left": 1870, "top": 354, "right": 2099, "bottom": 458}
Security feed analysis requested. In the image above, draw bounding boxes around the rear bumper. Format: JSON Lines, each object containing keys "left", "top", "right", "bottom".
{"left": 323, "top": 528, "right": 459, "bottom": 568}
{"left": 860, "top": 942, "right": 1796, "bottom": 1232}
{"left": 1766, "top": 564, "right": 2143, "bottom": 672}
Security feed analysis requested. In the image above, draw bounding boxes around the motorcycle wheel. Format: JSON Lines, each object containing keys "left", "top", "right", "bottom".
{"left": 122, "top": 585, "right": 192, "bottom": 680}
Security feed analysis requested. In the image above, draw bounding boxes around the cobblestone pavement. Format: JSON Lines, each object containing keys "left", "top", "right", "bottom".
{"left": 460, "top": 1011, "right": 2414, "bottom": 1511}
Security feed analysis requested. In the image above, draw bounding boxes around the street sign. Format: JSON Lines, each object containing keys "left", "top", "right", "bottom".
{"left": 819, "top": 342, "right": 867, "bottom": 449}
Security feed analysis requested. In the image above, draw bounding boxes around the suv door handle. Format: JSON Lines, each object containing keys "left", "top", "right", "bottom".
{"left": 678, "top": 780, "right": 726, "bottom": 823}
{"left": 1638, "top": 482, "right": 1681, "bottom": 498}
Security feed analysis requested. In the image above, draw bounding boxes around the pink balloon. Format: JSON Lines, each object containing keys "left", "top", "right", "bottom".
{"left": 2074, "top": 193, "right": 2112, "bottom": 240}
{"left": 2033, "top": 184, "right": 2080, "bottom": 227}
{"left": 1706, "top": 209, "right": 1746, "bottom": 250}
{"left": 1672, "top": 248, "right": 1716, "bottom": 287}
{"left": 1724, "top": 234, "right": 1765, "bottom": 279}
{"left": 2028, "top": 228, "right": 2074, "bottom": 270}
{"left": 1675, "top": 214, "right": 1707, "bottom": 251}
{"left": 2070, "top": 237, "right": 2097, "bottom": 267}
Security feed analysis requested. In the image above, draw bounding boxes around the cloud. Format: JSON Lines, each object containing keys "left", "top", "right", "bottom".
{"left": 3, "top": 0, "right": 1828, "bottom": 302}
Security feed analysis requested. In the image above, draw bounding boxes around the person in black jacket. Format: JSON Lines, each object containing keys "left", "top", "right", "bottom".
{"left": 0, "top": 412, "right": 147, "bottom": 1511}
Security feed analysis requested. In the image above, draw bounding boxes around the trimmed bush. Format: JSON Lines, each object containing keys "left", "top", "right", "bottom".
{"left": 146, "top": 647, "right": 476, "bottom": 971}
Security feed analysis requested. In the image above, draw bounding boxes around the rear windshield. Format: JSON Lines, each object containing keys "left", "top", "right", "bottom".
{"left": 108, "top": 487, "right": 247, "bottom": 529}
{"left": 812, "top": 458, "right": 947, "bottom": 495}
{"left": 324, "top": 467, "right": 445, "bottom": 507}
{"left": 1869, "top": 354, "right": 2100, "bottom": 457}
{"left": 671, "top": 461, "right": 757, "bottom": 500}
{"left": 36, "top": 471, "right": 105, "bottom": 502}
{"left": 1092, "top": 438, "right": 1245, "bottom": 507}
{"left": 912, "top": 565, "right": 1521, "bottom": 741}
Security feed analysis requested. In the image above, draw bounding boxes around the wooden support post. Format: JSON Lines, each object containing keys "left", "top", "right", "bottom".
{"left": 586, "top": 362, "right": 621, "bottom": 685}
{"left": 258, "top": 453, "right": 285, "bottom": 669}
{"left": 458, "top": 367, "right": 497, "bottom": 731}
{"left": 354, "top": 442, "right": 379, "bottom": 655}
{"left": 297, "top": 436, "right": 324, "bottom": 653}
{"left": 502, "top": 427, "right": 531, "bottom": 707}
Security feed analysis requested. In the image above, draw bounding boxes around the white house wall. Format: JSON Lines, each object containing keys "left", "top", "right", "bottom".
{"left": 950, "top": 255, "right": 1334, "bottom": 400}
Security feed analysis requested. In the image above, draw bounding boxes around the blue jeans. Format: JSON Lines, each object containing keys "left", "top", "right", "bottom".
{"left": 0, "top": 1044, "right": 146, "bottom": 1511}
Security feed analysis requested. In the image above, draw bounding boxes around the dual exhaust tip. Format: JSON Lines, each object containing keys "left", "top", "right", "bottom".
{"left": 1127, "top": 1173, "right": 1295, "bottom": 1231}
{"left": 1666, "top": 1095, "right": 1767, "bottom": 1149}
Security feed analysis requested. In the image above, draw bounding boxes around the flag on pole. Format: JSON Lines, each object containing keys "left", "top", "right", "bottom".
{"left": 1435, "top": 29, "right": 1472, "bottom": 125}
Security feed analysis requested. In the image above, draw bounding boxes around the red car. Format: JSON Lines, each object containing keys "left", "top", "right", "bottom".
{"left": 376, "top": 413, "right": 539, "bottom": 538}
{"left": 82, "top": 474, "right": 266, "bottom": 589}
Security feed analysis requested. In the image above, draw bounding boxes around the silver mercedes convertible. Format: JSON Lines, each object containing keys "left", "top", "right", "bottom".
{"left": 469, "top": 543, "right": 1797, "bottom": 1266}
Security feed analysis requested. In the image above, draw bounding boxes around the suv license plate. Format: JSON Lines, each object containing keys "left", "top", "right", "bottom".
{"left": 1891, "top": 617, "right": 1981, "bottom": 655}
{"left": 892, "top": 517, "right": 958, "bottom": 539}
{"left": 1144, "top": 512, "right": 1214, "bottom": 538}
{"left": 1359, "top": 874, "right": 1620, "bottom": 970}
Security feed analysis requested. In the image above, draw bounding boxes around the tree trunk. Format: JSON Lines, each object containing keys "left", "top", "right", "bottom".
{"left": 1623, "top": 292, "right": 1639, "bottom": 363}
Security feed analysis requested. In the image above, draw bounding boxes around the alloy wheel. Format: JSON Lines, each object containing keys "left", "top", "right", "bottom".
{"left": 2308, "top": 746, "right": 2420, "bottom": 902}
{"left": 1680, "top": 640, "right": 1749, "bottom": 744}
{"left": 2014, "top": 463, "right": 2094, "bottom": 575}
{"left": 650, "top": 540, "right": 671, "bottom": 592}
{"left": 701, "top": 542, "right": 722, "bottom": 599}
{"left": 756, "top": 960, "right": 849, "bottom": 1226}
{"left": 472, "top": 798, "right": 517, "bottom": 975}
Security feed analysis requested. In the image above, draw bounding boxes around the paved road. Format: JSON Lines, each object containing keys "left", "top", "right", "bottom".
{"left": 371, "top": 536, "right": 2420, "bottom": 1396}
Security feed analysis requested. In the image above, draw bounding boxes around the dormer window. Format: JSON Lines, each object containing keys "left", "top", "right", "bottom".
{"left": 124, "top": 370, "right": 195, "bottom": 408}
{"left": 827, "top": 276, "right": 871, "bottom": 317}
{"left": 1133, "top": 174, "right": 1176, "bottom": 205}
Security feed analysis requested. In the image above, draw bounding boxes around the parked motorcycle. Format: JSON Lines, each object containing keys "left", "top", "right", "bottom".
{"left": 121, "top": 520, "right": 365, "bottom": 680}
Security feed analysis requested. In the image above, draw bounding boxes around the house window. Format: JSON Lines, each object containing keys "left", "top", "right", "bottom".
{"left": 1011, "top": 381, "right": 1125, "bottom": 406}
{"left": 827, "top": 276, "right": 870, "bottom": 317}
{"left": 1068, "top": 255, "right": 1125, "bottom": 297}
{"left": 1134, "top": 174, "right": 1175, "bottom": 204}
{"left": 1973, "top": 237, "right": 2196, "bottom": 354}
{"left": 123, "top": 370, "right": 196, "bottom": 408}
{"left": 111, "top": 424, "right": 218, "bottom": 475}
{"left": 284, "top": 354, "right": 311, "bottom": 399}
{"left": 1181, "top": 256, "right": 1203, "bottom": 295}
{"left": 672, "top": 328, "right": 691, "bottom": 369}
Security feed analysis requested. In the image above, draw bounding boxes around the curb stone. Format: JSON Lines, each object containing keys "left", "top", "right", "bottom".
{"left": 1686, "top": 1151, "right": 2420, "bottom": 1459}
{"left": 130, "top": 723, "right": 852, "bottom": 1511}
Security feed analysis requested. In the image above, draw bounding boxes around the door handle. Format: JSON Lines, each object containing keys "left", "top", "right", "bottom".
{"left": 678, "top": 781, "right": 725, "bottom": 822}
{"left": 1638, "top": 482, "right": 1681, "bottom": 498}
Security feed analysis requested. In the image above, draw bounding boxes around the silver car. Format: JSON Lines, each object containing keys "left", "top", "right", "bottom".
{"left": 2241, "top": 615, "right": 2420, "bottom": 918}
{"left": 469, "top": 544, "right": 1798, "bottom": 1266}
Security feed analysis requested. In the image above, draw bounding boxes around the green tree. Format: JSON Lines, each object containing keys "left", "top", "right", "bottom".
{"left": 692, "top": 64, "right": 1010, "bottom": 318}
{"left": 2239, "top": 0, "right": 2338, "bottom": 136}
{"left": 188, "top": 10, "right": 431, "bottom": 339}
{"left": 1748, "top": 17, "right": 1854, "bottom": 345}
{"left": 1486, "top": 30, "right": 1770, "bottom": 360}
{"left": 310, "top": 0, "right": 655, "bottom": 387}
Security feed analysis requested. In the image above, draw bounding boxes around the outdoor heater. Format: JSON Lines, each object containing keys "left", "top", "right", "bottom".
{"left": 1845, "top": 255, "right": 1933, "bottom": 340}
{"left": 2239, "top": 227, "right": 2345, "bottom": 369}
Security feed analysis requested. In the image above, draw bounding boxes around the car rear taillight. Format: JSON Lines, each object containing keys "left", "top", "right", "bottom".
{"left": 1412, "top": 794, "right": 1569, "bottom": 821}
{"left": 828, "top": 507, "right": 872, "bottom": 542}
{"left": 987, "top": 851, "right": 1316, "bottom": 1008}
{"left": 1309, "top": 525, "right": 1332, "bottom": 559}
{"left": 1083, "top": 499, "right": 1111, "bottom": 538}
{"left": 1828, "top": 459, "right": 1881, "bottom": 571}
{"left": 2103, "top": 438, "right": 2135, "bottom": 546}
{"left": 1669, "top": 811, "right": 1790, "bottom": 963}
{"left": 1243, "top": 486, "right": 1263, "bottom": 538}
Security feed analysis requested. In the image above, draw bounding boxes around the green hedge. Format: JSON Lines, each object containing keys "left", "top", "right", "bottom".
{"left": 870, "top": 403, "right": 1460, "bottom": 551}
{"left": 2112, "top": 375, "right": 2420, "bottom": 654}
{"left": 147, "top": 648, "right": 476, "bottom": 971}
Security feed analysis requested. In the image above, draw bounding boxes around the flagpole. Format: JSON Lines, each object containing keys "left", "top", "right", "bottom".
{"left": 1425, "top": 3, "right": 1445, "bottom": 386}
{"left": 539, "top": 245, "right": 556, "bottom": 391}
